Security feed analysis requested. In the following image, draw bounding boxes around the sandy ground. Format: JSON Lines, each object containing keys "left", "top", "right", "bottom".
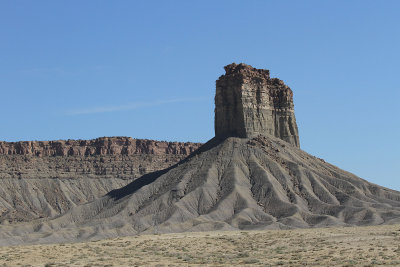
{"left": 0, "top": 224, "right": 399, "bottom": 266}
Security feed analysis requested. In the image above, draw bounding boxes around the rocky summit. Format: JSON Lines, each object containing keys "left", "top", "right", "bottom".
{"left": 215, "top": 63, "right": 300, "bottom": 147}
{"left": 0, "top": 63, "right": 399, "bottom": 245}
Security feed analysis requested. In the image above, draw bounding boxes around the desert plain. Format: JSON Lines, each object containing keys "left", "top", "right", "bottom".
{"left": 0, "top": 224, "right": 399, "bottom": 266}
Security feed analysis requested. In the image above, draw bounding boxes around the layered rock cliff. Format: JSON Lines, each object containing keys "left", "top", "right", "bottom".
{"left": 0, "top": 137, "right": 201, "bottom": 223}
{"left": 0, "top": 137, "right": 199, "bottom": 157}
{"left": 215, "top": 63, "right": 300, "bottom": 147}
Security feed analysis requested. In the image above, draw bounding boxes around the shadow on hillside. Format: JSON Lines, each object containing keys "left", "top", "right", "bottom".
{"left": 107, "top": 137, "right": 222, "bottom": 200}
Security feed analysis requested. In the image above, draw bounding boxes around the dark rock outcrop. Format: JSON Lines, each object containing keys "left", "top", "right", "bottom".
{"left": 215, "top": 63, "right": 300, "bottom": 147}
{"left": 0, "top": 137, "right": 200, "bottom": 157}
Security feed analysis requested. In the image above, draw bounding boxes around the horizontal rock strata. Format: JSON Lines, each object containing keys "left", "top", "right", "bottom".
{"left": 0, "top": 137, "right": 201, "bottom": 223}
{"left": 215, "top": 63, "right": 300, "bottom": 147}
{"left": 0, "top": 137, "right": 199, "bottom": 157}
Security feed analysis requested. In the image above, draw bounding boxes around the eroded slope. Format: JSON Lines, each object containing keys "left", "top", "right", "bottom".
{"left": 0, "top": 137, "right": 201, "bottom": 223}
{"left": 1, "top": 135, "right": 399, "bottom": 245}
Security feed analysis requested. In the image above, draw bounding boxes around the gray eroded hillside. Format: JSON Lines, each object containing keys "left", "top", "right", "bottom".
{"left": 0, "top": 137, "right": 201, "bottom": 223}
{"left": 0, "top": 135, "right": 399, "bottom": 245}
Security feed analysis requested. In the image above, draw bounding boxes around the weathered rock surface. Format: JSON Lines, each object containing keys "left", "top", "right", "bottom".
{"left": 0, "top": 63, "right": 399, "bottom": 246}
{"left": 215, "top": 63, "right": 300, "bottom": 147}
{"left": 0, "top": 137, "right": 201, "bottom": 223}
{"left": 1, "top": 136, "right": 399, "bottom": 245}
{"left": 0, "top": 137, "right": 199, "bottom": 157}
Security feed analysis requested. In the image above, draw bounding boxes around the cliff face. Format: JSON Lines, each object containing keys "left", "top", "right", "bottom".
{"left": 0, "top": 137, "right": 201, "bottom": 223}
{"left": 215, "top": 63, "right": 300, "bottom": 147}
{"left": 0, "top": 137, "right": 199, "bottom": 157}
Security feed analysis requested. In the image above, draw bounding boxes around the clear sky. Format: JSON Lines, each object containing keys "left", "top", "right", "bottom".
{"left": 1, "top": 1, "right": 399, "bottom": 190}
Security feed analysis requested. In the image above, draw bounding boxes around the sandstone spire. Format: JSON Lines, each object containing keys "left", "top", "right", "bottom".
{"left": 215, "top": 63, "right": 300, "bottom": 147}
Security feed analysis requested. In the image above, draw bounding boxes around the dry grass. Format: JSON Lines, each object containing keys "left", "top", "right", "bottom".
{"left": 1, "top": 224, "right": 400, "bottom": 266}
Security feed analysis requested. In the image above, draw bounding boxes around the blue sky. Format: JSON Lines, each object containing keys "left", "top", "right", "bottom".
{"left": 1, "top": 1, "right": 399, "bottom": 190}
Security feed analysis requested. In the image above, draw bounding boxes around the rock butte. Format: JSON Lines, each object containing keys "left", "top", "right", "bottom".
{"left": 215, "top": 63, "right": 300, "bottom": 147}
{"left": 0, "top": 63, "right": 399, "bottom": 246}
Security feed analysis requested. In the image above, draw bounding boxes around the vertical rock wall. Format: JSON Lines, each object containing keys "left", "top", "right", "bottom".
{"left": 215, "top": 63, "right": 300, "bottom": 147}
